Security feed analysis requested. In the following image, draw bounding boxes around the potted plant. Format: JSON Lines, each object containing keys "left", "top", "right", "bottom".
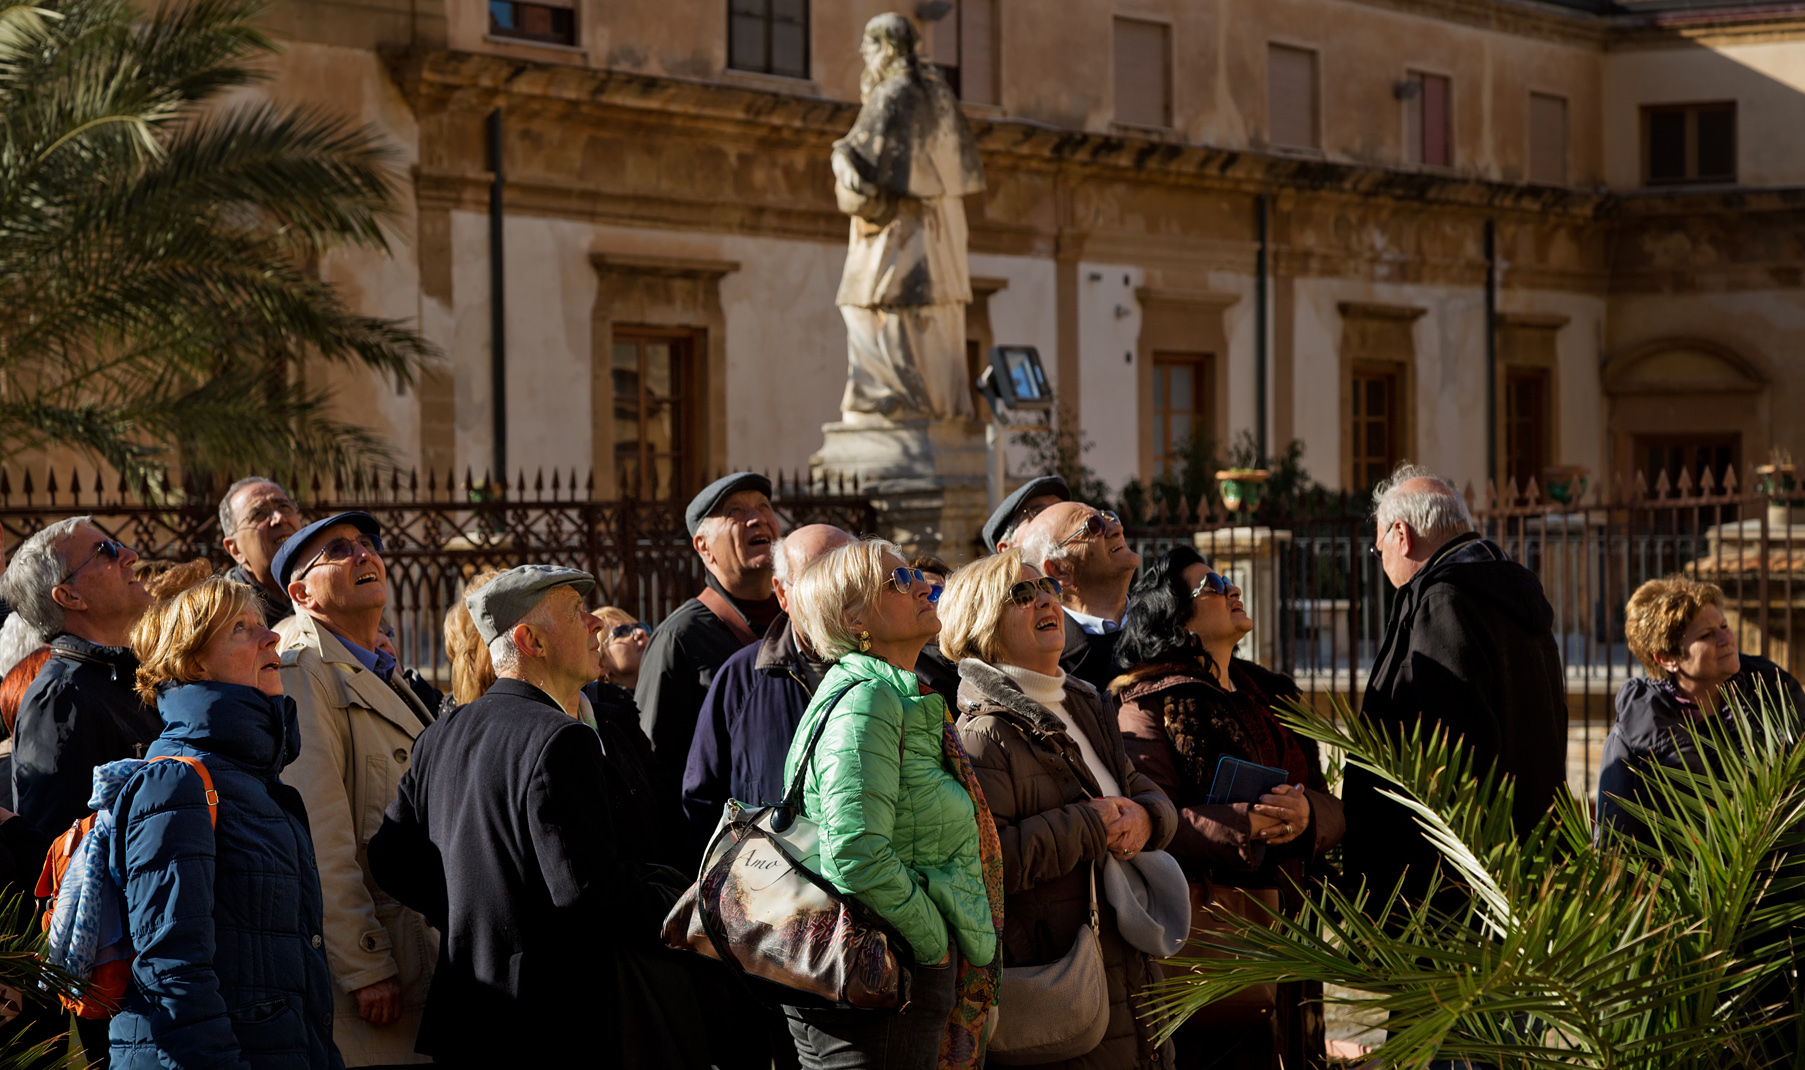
{"left": 1540, "top": 464, "right": 1588, "bottom": 508}
{"left": 1756, "top": 450, "right": 1797, "bottom": 529}
{"left": 1213, "top": 468, "right": 1271, "bottom": 513}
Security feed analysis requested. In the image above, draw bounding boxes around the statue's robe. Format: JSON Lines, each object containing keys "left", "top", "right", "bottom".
{"left": 832, "top": 63, "right": 986, "bottom": 420}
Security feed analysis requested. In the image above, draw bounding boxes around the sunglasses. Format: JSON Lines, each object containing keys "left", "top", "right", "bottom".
{"left": 607, "top": 622, "right": 650, "bottom": 641}
{"left": 1190, "top": 572, "right": 1231, "bottom": 599}
{"left": 60, "top": 538, "right": 126, "bottom": 584}
{"left": 888, "top": 567, "right": 944, "bottom": 604}
{"left": 295, "top": 533, "right": 384, "bottom": 582}
{"left": 1008, "top": 576, "right": 1063, "bottom": 607}
{"left": 1056, "top": 510, "right": 1121, "bottom": 549}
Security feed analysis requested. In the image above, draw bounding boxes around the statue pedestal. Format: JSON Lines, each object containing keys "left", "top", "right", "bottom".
{"left": 812, "top": 415, "right": 989, "bottom": 565}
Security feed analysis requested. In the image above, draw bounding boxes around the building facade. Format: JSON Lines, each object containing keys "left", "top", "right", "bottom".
{"left": 255, "top": 0, "right": 1805, "bottom": 506}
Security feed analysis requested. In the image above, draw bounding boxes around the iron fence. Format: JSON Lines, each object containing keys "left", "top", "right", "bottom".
{"left": 1124, "top": 471, "right": 1805, "bottom": 802}
{"left": 0, "top": 465, "right": 878, "bottom": 686}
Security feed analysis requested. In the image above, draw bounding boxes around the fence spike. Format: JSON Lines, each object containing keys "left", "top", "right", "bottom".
{"left": 1699, "top": 465, "right": 1717, "bottom": 495}
{"left": 1652, "top": 468, "right": 1670, "bottom": 499}
{"left": 1522, "top": 476, "right": 1540, "bottom": 506}
{"left": 516, "top": 469, "right": 527, "bottom": 496}
{"left": 1676, "top": 467, "right": 1694, "bottom": 497}
{"left": 45, "top": 467, "right": 59, "bottom": 506}
{"left": 534, "top": 468, "right": 544, "bottom": 499}
{"left": 116, "top": 470, "right": 128, "bottom": 503}
{"left": 586, "top": 470, "right": 595, "bottom": 499}
{"left": 464, "top": 468, "right": 475, "bottom": 496}
{"left": 69, "top": 468, "right": 82, "bottom": 501}
{"left": 1723, "top": 465, "right": 1740, "bottom": 493}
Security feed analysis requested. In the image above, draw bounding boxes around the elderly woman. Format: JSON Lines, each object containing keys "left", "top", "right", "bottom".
{"left": 595, "top": 607, "right": 650, "bottom": 690}
{"left": 941, "top": 549, "right": 1178, "bottom": 1069}
{"left": 782, "top": 538, "right": 1000, "bottom": 1069}
{"left": 109, "top": 576, "right": 339, "bottom": 1068}
{"left": 1598, "top": 576, "right": 1805, "bottom": 844}
{"left": 1113, "top": 546, "right": 1344, "bottom": 1070}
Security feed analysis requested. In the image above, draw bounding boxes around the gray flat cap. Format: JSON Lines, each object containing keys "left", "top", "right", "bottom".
{"left": 982, "top": 475, "right": 1071, "bottom": 553}
{"left": 685, "top": 471, "right": 773, "bottom": 537}
{"left": 466, "top": 565, "right": 598, "bottom": 645}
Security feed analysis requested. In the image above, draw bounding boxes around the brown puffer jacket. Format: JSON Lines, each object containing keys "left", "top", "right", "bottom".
{"left": 954, "top": 658, "right": 1179, "bottom": 1070}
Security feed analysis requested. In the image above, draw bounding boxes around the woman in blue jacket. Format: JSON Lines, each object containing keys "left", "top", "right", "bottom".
{"left": 109, "top": 575, "right": 341, "bottom": 1070}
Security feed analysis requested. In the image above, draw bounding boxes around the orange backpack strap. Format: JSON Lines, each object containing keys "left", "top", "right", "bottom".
{"left": 149, "top": 756, "right": 218, "bottom": 829}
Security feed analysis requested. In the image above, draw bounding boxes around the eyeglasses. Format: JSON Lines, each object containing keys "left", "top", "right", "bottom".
{"left": 60, "top": 538, "right": 126, "bottom": 584}
{"left": 888, "top": 567, "right": 944, "bottom": 604}
{"left": 1008, "top": 576, "right": 1063, "bottom": 607}
{"left": 236, "top": 498, "right": 301, "bottom": 532}
{"left": 294, "top": 533, "right": 384, "bottom": 582}
{"left": 1190, "top": 572, "right": 1231, "bottom": 599}
{"left": 1368, "top": 544, "right": 1384, "bottom": 560}
{"left": 607, "top": 622, "right": 650, "bottom": 641}
{"left": 1056, "top": 510, "right": 1120, "bottom": 549}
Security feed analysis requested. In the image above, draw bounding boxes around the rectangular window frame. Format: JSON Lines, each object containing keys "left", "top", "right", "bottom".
{"left": 931, "top": 0, "right": 998, "bottom": 105}
{"left": 1503, "top": 366, "right": 1552, "bottom": 492}
{"left": 1349, "top": 363, "right": 1404, "bottom": 492}
{"left": 1641, "top": 102, "right": 1737, "bottom": 187}
{"left": 1527, "top": 91, "right": 1568, "bottom": 186}
{"left": 609, "top": 327, "right": 701, "bottom": 502}
{"left": 1404, "top": 70, "right": 1452, "bottom": 169}
{"left": 1150, "top": 352, "right": 1216, "bottom": 479}
{"left": 728, "top": 0, "right": 811, "bottom": 81}
{"left": 1267, "top": 43, "right": 1321, "bottom": 153}
{"left": 1112, "top": 16, "right": 1172, "bottom": 130}
{"left": 488, "top": 0, "right": 576, "bottom": 47}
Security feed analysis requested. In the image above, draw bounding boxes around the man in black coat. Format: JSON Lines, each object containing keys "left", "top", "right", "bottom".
{"left": 2, "top": 517, "right": 158, "bottom": 835}
{"left": 1341, "top": 467, "right": 1567, "bottom": 908}
{"left": 369, "top": 564, "right": 665, "bottom": 1066}
{"left": 635, "top": 472, "right": 785, "bottom": 783}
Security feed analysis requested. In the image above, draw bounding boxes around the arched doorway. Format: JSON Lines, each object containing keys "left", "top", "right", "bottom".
{"left": 1602, "top": 338, "right": 1770, "bottom": 490}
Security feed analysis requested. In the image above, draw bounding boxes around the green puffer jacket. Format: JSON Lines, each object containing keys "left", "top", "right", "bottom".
{"left": 784, "top": 653, "right": 998, "bottom": 969}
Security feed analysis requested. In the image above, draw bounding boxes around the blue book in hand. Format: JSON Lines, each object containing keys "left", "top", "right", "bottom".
{"left": 1206, "top": 756, "right": 1293, "bottom": 806}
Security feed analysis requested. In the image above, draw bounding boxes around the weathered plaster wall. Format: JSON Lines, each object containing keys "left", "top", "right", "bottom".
{"left": 1605, "top": 39, "right": 1805, "bottom": 189}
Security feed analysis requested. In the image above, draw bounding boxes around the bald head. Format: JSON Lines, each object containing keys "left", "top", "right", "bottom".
{"left": 773, "top": 525, "right": 855, "bottom": 612}
{"left": 1371, "top": 464, "right": 1473, "bottom": 588}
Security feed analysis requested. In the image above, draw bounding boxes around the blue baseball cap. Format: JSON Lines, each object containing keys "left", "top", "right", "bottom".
{"left": 272, "top": 511, "right": 383, "bottom": 590}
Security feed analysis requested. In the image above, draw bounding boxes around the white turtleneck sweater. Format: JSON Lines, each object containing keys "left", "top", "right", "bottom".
{"left": 999, "top": 663, "right": 1122, "bottom": 798}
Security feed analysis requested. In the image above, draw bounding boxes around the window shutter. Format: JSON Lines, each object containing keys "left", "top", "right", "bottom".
{"left": 1268, "top": 45, "right": 1318, "bottom": 150}
{"left": 1114, "top": 18, "right": 1170, "bottom": 128}
{"left": 1528, "top": 93, "right": 1567, "bottom": 185}
{"left": 961, "top": 0, "right": 997, "bottom": 105}
{"left": 1695, "top": 105, "right": 1735, "bottom": 180}
{"left": 1421, "top": 73, "right": 1450, "bottom": 166}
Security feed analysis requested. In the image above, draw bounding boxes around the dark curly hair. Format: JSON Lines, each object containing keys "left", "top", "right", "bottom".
{"left": 1114, "top": 545, "right": 1218, "bottom": 677}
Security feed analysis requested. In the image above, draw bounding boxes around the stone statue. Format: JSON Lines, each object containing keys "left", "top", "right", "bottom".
{"left": 831, "top": 13, "right": 986, "bottom": 422}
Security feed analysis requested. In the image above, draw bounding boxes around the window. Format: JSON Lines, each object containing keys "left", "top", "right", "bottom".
{"left": 488, "top": 0, "right": 575, "bottom": 46}
{"left": 1504, "top": 367, "right": 1551, "bottom": 490}
{"left": 1404, "top": 71, "right": 1451, "bottom": 167}
{"left": 930, "top": 0, "right": 997, "bottom": 105}
{"left": 1528, "top": 92, "right": 1567, "bottom": 185}
{"left": 611, "top": 331, "right": 697, "bottom": 500}
{"left": 1643, "top": 103, "right": 1735, "bottom": 186}
{"left": 1152, "top": 353, "right": 1214, "bottom": 478}
{"left": 1350, "top": 366, "right": 1401, "bottom": 490}
{"left": 729, "top": 0, "right": 808, "bottom": 79}
{"left": 1114, "top": 18, "right": 1170, "bottom": 128}
{"left": 1267, "top": 44, "right": 1319, "bottom": 151}
{"left": 1634, "top": 434, "right": 1740, "bottom": 491}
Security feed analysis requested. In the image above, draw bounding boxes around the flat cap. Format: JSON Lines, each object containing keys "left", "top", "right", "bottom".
{"left": 272, "top": 511, "right": 382, "bottom": 590}
{"left": 982, "top": 475, "right": 1071, "bottom": 553}
{"left": 466, "top": 564, "right": 597, "bottom": 645}
{"left": 685, "top": 471, "right": 773, "bottom": 537}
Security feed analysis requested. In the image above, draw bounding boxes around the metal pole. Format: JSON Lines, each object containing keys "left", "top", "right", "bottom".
{"left": 1484, "top": 218, "right": 1497, "bottom": 486}
{"left": 487, "top": 109, "right": 508, "bottom": 483}
{"left": 1255, "top": 194, "right": 1269, "bottom": 460}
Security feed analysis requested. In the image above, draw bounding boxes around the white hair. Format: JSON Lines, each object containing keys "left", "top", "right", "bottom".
{"left": 1017, "top": 525, "right": 1074, "bottom": 575}
{"left": 695, "top": 514, "right": 732, "bottom": 544}
{"left": 488, "top": 632, "right": 521, "bottom": 676}
{"left": 217, "top": 476, "right": 291, "bottom": 535}
{"left": 0, "top": 613, "right": 44, "bottom": 678}
{"left": 771, "top": 535, "right": 794, "bottom": 587}
{"left": 1, "top": 516, "right": 90, "bottom": 637}
{"left": 1372, "top": 463, "right": 1473, "bottom": 540}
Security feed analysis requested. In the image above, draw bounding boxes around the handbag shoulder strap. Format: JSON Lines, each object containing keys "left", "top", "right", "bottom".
{"left": 697, "top": 587, "right": 758, "bottom": 647}
{"left": 779, "top": 680, "right": 862, "bottom": 815}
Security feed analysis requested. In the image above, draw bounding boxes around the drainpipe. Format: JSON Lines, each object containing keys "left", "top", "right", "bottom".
{"left": 1255, "top": 194, "right": 1269, "bottom": 461}
{"left": 1484, "top": 218, "right": 1497, "bottom": 487}
{"left": 487, "top": 108, "right": 508, "bottom": 485}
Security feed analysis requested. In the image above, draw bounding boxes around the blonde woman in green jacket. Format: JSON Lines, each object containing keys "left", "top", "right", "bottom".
{"left": 784, "top": 537, "right": 1002, "bottom": 1069}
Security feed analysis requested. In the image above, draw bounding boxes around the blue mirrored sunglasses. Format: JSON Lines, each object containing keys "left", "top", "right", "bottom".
{"left": 890, "top": 567, "right": 944, "bottom": 604}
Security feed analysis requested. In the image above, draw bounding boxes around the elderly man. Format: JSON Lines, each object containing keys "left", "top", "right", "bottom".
{"left": 369, "top": 566, "right": 668, "bottom": 1066}
{"left": 1020, "top": 501, "right": 1142, "bottom": 692}
{"left": 274, "top": 511, "right": 435, "bottom": 1067}
{"left": 4, "top": 518, "right": 158, "bottom": 833}
{"left": 218, "top": 476, "right": 303, "bottom": 626}
{"left": 981, "top": 474, "right": 1070, "bottom": 553}
{"left": 681, "top": 524, "right": 852, "bottom": 850}
{"left": 1342, "top": 464, "right": 1566, "bottom": 907}
{"left": 636, "top": 472, "right": 785, "bottom": 777}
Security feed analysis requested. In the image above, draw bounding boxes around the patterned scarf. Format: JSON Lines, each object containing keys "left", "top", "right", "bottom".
{"left": 938, "top": 707, "right": 1005, "bottom": 1069}
{"left": 47, "top": 760, "right": 144, "bottom": 982}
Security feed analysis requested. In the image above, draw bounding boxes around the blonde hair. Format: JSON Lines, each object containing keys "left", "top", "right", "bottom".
{"left": 143, "top": 559, "right": 217, "bottom": 602}
{"left": 790, "top": 537, "right": 900, "bottom": 661}
{"left": 594, "top": 606, "right": 636, "bottom": 633}
{"left": 132, "top": 576, "right": 259, "bottom": 703}
{"left": 445, "top": 567, "right": 503, "bottom": 704}
{"left": 1626, "top": 576, "right": 1726, "bottom": 679}
{"left": 938, "top": 549, "right": 1029, "bottom": 665}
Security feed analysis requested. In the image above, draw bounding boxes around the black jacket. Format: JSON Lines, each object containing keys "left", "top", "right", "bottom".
{"left": 1062, "top": 614, "right": 1122, "bottom": 695}
{"left": 13, "top": 635, "right": 163, "bottom": 834}
{"left": 1342, "top": 533, "right": 1567, "bottom": 904}
{"left": 634, "top": 577, "right": 772, "bottom": 778}
{"left": 582, "top": 680, "right": 688, "bottom": 869}
{"left": 368, "top": 678, "right": 661, "bottom": 1063}
{"left": 1596, "top": 654, "right": 1805, "bottom": 846}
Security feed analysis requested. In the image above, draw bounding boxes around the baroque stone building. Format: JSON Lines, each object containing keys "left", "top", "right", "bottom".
{"left": 261, "top": 0, "right": 1805, "bottom": 502}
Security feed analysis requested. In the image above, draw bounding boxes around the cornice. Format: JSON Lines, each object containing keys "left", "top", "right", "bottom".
{"left": 1342, "top": 0, "right": 1608, "bottom": 47}
{"left": 1605, "top": 5, "right": 1805, "bottom": 49}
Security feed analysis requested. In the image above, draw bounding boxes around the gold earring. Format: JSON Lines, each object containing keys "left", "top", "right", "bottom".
{"left": 856, "top": 629, "right": 872, "bottom": 653}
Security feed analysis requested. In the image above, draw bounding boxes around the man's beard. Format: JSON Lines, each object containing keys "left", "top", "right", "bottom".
{"left": 859, "top": 50, "right": 909, "bottom": 102}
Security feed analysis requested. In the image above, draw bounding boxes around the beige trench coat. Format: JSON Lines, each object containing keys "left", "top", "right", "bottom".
{"left": 277, "top": 613, "right": 437, "bottom": 1066}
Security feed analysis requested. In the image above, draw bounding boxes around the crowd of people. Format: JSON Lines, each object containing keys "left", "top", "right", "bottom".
{"left": 0, "top": 459, "right": 1791, "bottom": 1070}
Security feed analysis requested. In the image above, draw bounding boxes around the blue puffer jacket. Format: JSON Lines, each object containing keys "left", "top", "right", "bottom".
{"left": 108, "top": 682, "right": 342, "bottom": 1070}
